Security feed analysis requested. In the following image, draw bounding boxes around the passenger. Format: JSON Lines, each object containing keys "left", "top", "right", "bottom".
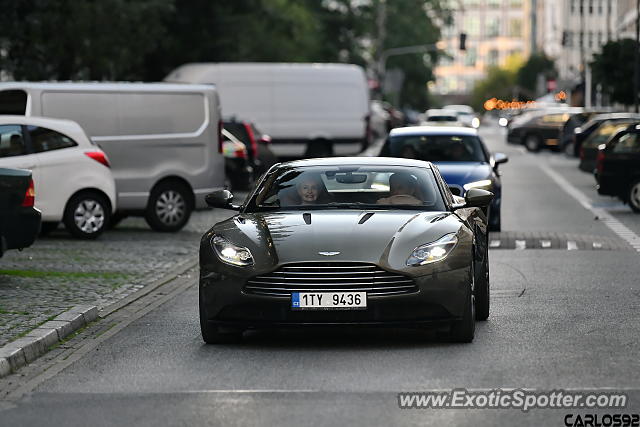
{"left": 296, "top": 174, "right": 323, "bottom": 205}
{"left": 377, "top": 172, "right": 423, "bottom": 205}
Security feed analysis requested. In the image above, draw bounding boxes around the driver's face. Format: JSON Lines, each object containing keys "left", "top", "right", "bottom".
{"left": 298, "top": 180, "right": 319, "bottom": 203}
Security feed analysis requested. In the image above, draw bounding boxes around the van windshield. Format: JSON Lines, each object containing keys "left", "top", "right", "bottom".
{"left": 0, "top": 90, "right": 27, "bottom": 115}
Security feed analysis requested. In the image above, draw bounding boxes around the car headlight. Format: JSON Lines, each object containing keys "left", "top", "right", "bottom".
{"left": 471, "top": 117, "right": 480, "bottom": 128}
{"left": 407, "top": 234, "right": 458, "bottom": 266}
{"left": 211, "top": 235, "right": 254, "bottom": 266}
{"left": 463, "top": 179, "right": 493, "bottom": 191}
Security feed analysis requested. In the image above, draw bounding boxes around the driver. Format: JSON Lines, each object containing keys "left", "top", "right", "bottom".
{"left": 377, "top": 172, "right": 423, "bottom": 205}
{"left": 296, "top": 174, "right": 323, "bottom": 205}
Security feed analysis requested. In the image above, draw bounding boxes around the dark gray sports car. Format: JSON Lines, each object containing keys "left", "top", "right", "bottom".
{"left": 200, "top": 157, "right": 493, "bottom": 343}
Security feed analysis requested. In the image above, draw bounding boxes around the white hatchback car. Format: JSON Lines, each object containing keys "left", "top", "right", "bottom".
{"left": 0, "top": 116, "right": 116, "bottom": 239}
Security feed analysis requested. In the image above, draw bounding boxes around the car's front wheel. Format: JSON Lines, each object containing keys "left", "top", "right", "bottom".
{"left": 199, "top": 294, "right": 243, "bottom": 344}
{"left": 629, "top": 179, "right": 640, "bottom": 213}
{"left": 449, "top": 281, "right": 475, "bottom": 343}
{"left": 474, "top": 244, "right": 490, "bottom": 321}
{"left": 145, "top": 182, "right": 192, "bottom": 232}
{"left": 524, "top": 134, "right": 542, "bottom": 152}
{"left": 63, "top": 192, "right": 110, "bottom": 239}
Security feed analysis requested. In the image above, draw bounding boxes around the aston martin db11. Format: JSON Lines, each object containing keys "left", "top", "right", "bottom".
{"left": 200, "top": 157, "right": 493, "bottom": 343}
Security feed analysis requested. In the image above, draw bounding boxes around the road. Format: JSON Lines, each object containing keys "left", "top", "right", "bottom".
{"left": 1, "top": 120, "right": 639, "bottom": 426}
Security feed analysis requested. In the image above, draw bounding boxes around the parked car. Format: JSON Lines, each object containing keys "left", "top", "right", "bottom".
{"left": 200, "top": 157, "right": 493, "bottom": 343}
{"left": 166, "top": 63, "right": 370, "bottom": 158}
{"left": 223, "top": 118, "right": 277, "bottom": 177}
{"left": 595, "top": 124, "right": 640, "bottom": 212}
{"left": 573, "top": 113, "right": 640, "bottom": 159}
{"left": 420, "top": 109, "right": 460, "bottom": 126}
{"left": 0, "top": 116, "right": 116, "bottom": 239}
{"left": 507, "top": 108, "right": 582, "bottom": 152}
{"left": 222, "top": 128, "right": 253, "bottom": 191}
{"left": 379, "top": 126, "right": 507, "bottom": 231}
{"left": 0, "top": 82, "right": 225, "bottom": 232}
{"left": 560, "top": 111, "right": 602, "bottom": 155}
{"left": 443, "top": 104, "right": 480, "bottom": 128}
{"left": 0, "top": 167, "right": 40, "bottom": 257}
{"left": 579, "top": 118, "right": 640, "bottom": 172}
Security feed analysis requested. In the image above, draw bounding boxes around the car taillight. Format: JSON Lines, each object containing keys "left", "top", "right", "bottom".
{"left": 84, "top": 151, "right": 111, "bottom": 168}
{"left": 244, "top": 123, "right": 258, "bottom": 160}
{"left": 218, "top": 120, "right": 223, "bottom": 153}
{"left": 22, "top": 178, "right": 35, "bottom": 207}
{"left": 596, "top": 150, "right": 606, "bottom": 174}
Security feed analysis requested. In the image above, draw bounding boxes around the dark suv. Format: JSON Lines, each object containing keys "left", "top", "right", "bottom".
{"left": 223, "top": 119, "right": 277, "bottom": 177}
{"left": 595, "top": 124, "right": 640, "bottom": 213}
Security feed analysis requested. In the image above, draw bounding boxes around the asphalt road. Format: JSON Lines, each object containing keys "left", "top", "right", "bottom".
{"left": 1, "top": 120, "right": 639, "bottom": 426}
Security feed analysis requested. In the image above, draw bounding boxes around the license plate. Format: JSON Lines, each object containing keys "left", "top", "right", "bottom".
{"left": 291, "top": 292, "right": 367, "bottom": 310}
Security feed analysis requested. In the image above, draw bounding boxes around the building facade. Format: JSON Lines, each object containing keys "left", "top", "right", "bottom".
{"left": 433, "top": 0, "right": 530, "bottom": 97}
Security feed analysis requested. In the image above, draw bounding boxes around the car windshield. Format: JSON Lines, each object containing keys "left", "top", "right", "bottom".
{"left": 248, "top": 165, "right": 446, "bottom": 212}
{"left": 386, "top": 134, "right": 487, "bottom": 162}
{"left": 583, "top": 120, "right": 639, "bottom": 148}
{"left": 426, "top": 116, "right": 457, "bottom": 122}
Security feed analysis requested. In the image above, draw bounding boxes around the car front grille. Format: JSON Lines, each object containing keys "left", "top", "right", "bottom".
{"left": 244, "top": 262, "right": 417, "bottom": 297}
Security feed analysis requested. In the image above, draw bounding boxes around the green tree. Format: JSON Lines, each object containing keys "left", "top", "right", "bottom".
{"left": 516, "top": 53, "right": 556, "bottom": 97}
{"left": 591, "top": 38, "right": 638, "bottom": 106}
{"left": 0, "top": 0, "right": 173, "bottom": 80}
{"left": 470, "top": 66, "right": 518, "bottom": 111}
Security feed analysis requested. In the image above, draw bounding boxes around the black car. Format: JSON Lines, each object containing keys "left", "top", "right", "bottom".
{"left": 573, "top": 113, "right": 640, "bottom": 158}
{"left": 507, "top": 109, "right": 580, "bottom": 152}
{"left": 579, "top": 119, "right": 639, "bottom": 172}
{"left": 0, "top": 167, "right": 41, "bottom": 257}
{"left": 595, "top": 125, "right": 640, "bottom": 212}
{"left": 560, "top": 111, "right": 611, "bottom": 156}
{"left": 200, "top": 157, "right": 493, "bottom": 343}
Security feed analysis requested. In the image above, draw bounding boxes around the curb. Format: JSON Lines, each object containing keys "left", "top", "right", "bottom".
{"left": 0, "top": 256, "right": 198, "bottom": 380}
{"left": 0, "top": 305, "right": 98, "bottom": 379}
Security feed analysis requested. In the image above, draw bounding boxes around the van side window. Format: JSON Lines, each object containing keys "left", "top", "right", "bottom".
{"left": 0, "top": 125, "right": 26, "bottom": 158}
{"left": 0, "top": 90, "right": 28, "bottom": 115}
{"left": 27, "top": 126, "right": 78, "bottom": 153}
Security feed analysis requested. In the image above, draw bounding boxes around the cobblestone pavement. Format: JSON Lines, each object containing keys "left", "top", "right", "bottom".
{"left": 0, "top": 206, "right": 236, "bottom": 347}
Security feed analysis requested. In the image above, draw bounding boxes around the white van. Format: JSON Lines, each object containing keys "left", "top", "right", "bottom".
{"left": 165, "top": 63, "right": 370, "bottom": 158}
{"left": 0, "top": 82, "right": 225, "bottom": 232}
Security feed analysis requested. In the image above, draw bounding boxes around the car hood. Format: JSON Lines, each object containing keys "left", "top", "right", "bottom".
{"left": 212, "top": 210, "right": 462, "bottom": 271}
{"left": 433, "top": 162, "right": 492, "bottom": 188}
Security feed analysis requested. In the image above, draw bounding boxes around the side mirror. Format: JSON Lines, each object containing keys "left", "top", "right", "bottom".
{"left": 464, "top": 188, "right": 494, "bottom": 208}
{"left": 205, "top": 190, "right": 240, "bottom": 210}
{"left": 493, "top": 152, "right": 508, "bottom": 166}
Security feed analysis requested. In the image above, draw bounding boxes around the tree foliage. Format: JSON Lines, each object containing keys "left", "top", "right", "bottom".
{"left": 0, "top": 0, "right": 448, "bottom": 109}
{"left": 591, "top": 38, "right": 638, "bottom": 106}
{"left": 516, "top": 53, "right": 556, "bottom": 96}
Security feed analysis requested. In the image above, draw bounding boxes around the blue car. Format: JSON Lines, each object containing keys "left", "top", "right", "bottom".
{"left": 380, "top": 126, "right": 508, "bottom": 231}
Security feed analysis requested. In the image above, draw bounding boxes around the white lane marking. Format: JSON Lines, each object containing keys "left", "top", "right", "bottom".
{"left": 540, "top": 240, "right": 551, "bottom": 248}
{"left": 515, "top": 240, "right": 526, "bottom": 250}
{"left": 592, "top": 242, "right": 603, "bottom": 249}
{"left": 489, "top": 240, "right": 501, "bottom": 248}
{"left": 540, "top": 164, "right": 640, "bottom": 254}
{"left": 567, "top": 241, "right": 578, "bottom": 250}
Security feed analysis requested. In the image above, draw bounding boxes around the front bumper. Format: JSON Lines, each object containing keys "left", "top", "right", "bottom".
{"left": 199, "top": 267, "right": 470, "bottom": 328}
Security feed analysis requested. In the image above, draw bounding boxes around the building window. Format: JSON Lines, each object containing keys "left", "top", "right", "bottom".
{"left": 509, "top": 18, "right": 522, "bottom": 37}
{"left": 487, "top": 17, "right": 500, "bottom": 37}
{"left": 465, "top": 16, "right": 481, "bottom": 37}
{"left": 464, "top": 48, "right": 477, "bottom": 67}
{"left": 589, "top": 0, "right": 593, "bottom": 14}
{"left": 510, "top": 0, "right": 522, "bottom": 6}
{"left": 570, "top": 0, "right": 575, "bottom": 14}
{"left": 598, "top": 0, "right": 603, "bottom": 14}
{"left": 487, "top": 0, "right": 501, "bottom": 8}
{"left": 579, "top": 31, "right": 583, "bottom": 48}
{"left": 588, "top": 31, "right": 593, "bottom": 48}
{"left": 488, "top": 49, "right": 499, "bottom": 66}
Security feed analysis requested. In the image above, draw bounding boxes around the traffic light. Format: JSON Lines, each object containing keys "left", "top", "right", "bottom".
{"left": 459, "top": 32, "right": 467, "bottom": 51}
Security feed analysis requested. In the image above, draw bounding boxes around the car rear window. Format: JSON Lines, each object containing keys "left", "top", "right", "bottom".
{"left": 583, "top": 121, "right": 639, "bottom": 148}
{"left": 386, "top": 134, "right": 487, "bottom": 162}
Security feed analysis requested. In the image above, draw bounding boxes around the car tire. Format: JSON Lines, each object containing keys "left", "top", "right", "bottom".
{"left": 474, "top": 243, "right": 490, "bottom": 321}
{"left": 524, "top": 134, "right": 542, "bottom": 152}
{"left": 39, "top": 222, "right": 59, "bottom": 236}
{"left": 629, "top": 180, "right": 640, "bottom": 213}
{"left": 63, "top": 192, "right": 110, "bottom": 240}
{"left": 449, "top": 275, "right": 476, "bottom": 343}
{"left": 144, "top": 182, "right": 192, "bottom": 232}
{"left": 199, "top": 294, "right": 242, "bottom": 344}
